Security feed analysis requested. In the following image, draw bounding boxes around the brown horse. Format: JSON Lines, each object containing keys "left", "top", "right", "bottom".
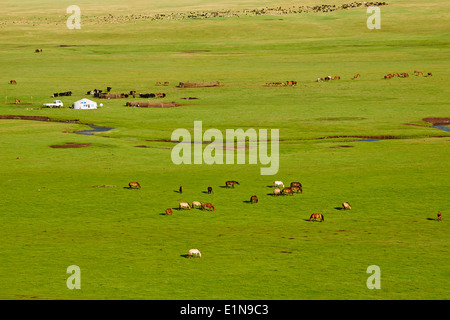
{"left": 291, "top": 186, "right": 302, "bottom": 193}
{"left": 333, "top": 76, "right": 340, "bottom": 80}
{"left": 202, "top": 203, "right": 215, "bottom": 211}
{"left": 207, "top": 186, "right": 213, "bottom": 194}
{"left": 14, "top": 99, "right": 20, "bottom": 104}
{"left": 427, "top": 72, "right": 433, "bottom": 76}
{"left": 353, "top": 74, "right": 360, "bottom": 80}
{"left": 282, "top": 188, "right": 294, "bottom": 196}
{"left": 226, "top": 181, "right": 239, "bottom": 188}
{"left": 290, "top": 182, "right": 302, "bottom": 193}
{"left": 165, "top": 208, "right": 173, "bottom": 215}
{"left": 179, "top": 186, "right": 183, "bottom": 193}
{"left": 342, "top": 202, "right": 352, "bottom": 210}
{"left": 250, "top": 195, "right": 258, "bottom": 203}
{"left": 10, "top": 80, "right": 17, "bottom": 84}
{"left": 129, "top": 182, "right": 141, "bottom": 189}
{"left": 437, "top": 212, "right": 442, "bottom": 221}
{"left": 310, "top": 213, "right": 324, "bottom": 222}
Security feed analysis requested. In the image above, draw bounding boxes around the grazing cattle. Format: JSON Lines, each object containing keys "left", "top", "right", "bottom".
{"left": 179, "top": 186, "right": 183, "bottom": 193}
{"left": 273, "top": 181, "right": 284, "bottom": 188}
{"left": 9, "top": 80, "right": 17, "bottom": 84}
{"left": 353, "top": 74, "right": 360, "bottom": 80}
{"left": 14, "top": 99, "right": 20, "bottom": 104}
{"left": 129, "top": 182, "right": 141, "bottom": 189}
{"left": 179, "top": 202, "right": 191, "bottom": 210}
{"left": 427, "top": 72, "right": 432, "bottom": 76}
{"left": 226, "top": 181, "right": 239, "bottom": 188}
{"left": 207, "top": 186, "right": 213, "bottom": 194}
{"left": 188, "top": 248, "right": 201, "bottom": 258}
{"left": 164, "top": 82, "right": 169, "bottom": 86}
{"left": 393, "top": 73, "right": 399, "bottom": 77}
{"left": 282, "top": 188, "right": 294, "bottom": 196}
{"left": 384, "top": 74, "right": 393, "bottom": 79}
{"left": 273, "top": 188, "right": 281, "bottom": 196}
{"left": 310, "top": 213, "right": 324, "bottom": 222}
{"left": 316, "top": 77, "right": 323, "bottom": 82}
{"left": 156, "top": 82, "right": 162, "bottom": 86}
{"left": 342, "top": 202, "right": 352, "bottom": 210}
{"left": 35, "top": 49, "right": 42, "bottom": 53}
{"left": 165, "top": 208, "right": 173, "bottom": 215}
{"left": 202, "top": 203, "right": 215, "bottom": 211}
{"left": 250, "top": 195, "right": 258, "bottom": 203}
{"left": 437, "top": 212, "right": 442, "bottom": 221}
{"left": 192, "top": 201, "right": 202, "bottom": 209}
{"left": 324, "top": 76, "right": 332, "bottom": 81}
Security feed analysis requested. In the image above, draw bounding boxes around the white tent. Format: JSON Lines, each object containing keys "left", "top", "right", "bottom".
{"left": 72, "top": 98, "right": 98, "bottom": 110}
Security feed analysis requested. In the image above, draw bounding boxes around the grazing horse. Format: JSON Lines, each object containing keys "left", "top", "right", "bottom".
{"left": 14, "top": 99, "right": 20, "bottom": 104}
{"left": 179, "top": 202, "right": 191, "bottom": 210}
{"left": 165, "top": 208, "right": 173, "bottom": 215}
{"left": 333, "top": 76, "right": 340, "bottom": 80}
{"left": 192, "top": 201, "right": 202, "bottom": 209}
{"left": 129, "top": 182, "right": 141, "bottom": 189}
{"left": 273, "top": 188, "right": 281, "bottom": 196}
{"left": 437, "top": 212, "right": 442, "bottom": 221}
{"left": 316, "top": 77, "right": 323, "bottom": 82}
{"left": 291, "top": 186, "right": 302, "bottom": 193}
{"left": 207, "top": 186, "right": 213, "bottom": 194}
{"left": 310, "top": 213, "right": 324, "bottom": 222}
{"left": 250, "top": 195, "right": 258, "bottom": 203}
{"left": 353, "top": 74, "right": 360, "bottom": 80}
{"left": 188, "top": 248, "right": 201, "bottom": 258}
{"left": 226, "top": 181, "right": 239, "bottom": 188}
{"left": 179, "top": 186, "right": 183, "bottom": 193}
{"left": 282, "top": 188, "right": 294, "bottom": 196}
{"left": 290, "top": 182, "right": 302, "bottom": 193}
{"left": 9, "top": 80, "right": 17, "bottom": 84}
{"left": 342, "top": 202, "right": 352, "bottom": 210}
{"left": 35, "top": 49, "right": 42, "bottom": 53}
{"left": 202, "top": 203, "right": 215, "bottom": 211}
{"left": 427, "top": 72, "right": 432, "bottom": 76}
{"left": 273, "top": 181, "right": 284, "bottom": 188}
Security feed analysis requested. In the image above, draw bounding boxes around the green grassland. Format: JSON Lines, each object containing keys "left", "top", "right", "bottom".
{"left": 0, "top": 0, "right": 449, "bottom": 300}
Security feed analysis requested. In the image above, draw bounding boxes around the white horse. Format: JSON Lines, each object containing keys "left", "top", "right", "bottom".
{"left": 273, "top": 188, "right": 281, "bottom": 196}
{"left": 192, "top": 201, "right": 202, "bottom": 209}
{"left": 188, "top": 248, "right": 201, "bottom": 258}
{"left": 273, "top": 181, "right": 284, "bottom": 188}
{"left": 179, "top": 202, "right": 191, "bottom": 210}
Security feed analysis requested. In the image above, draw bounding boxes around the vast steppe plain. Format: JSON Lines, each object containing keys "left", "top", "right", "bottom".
{"left": 0, "top": 0, "right": 449, "bottom": 299}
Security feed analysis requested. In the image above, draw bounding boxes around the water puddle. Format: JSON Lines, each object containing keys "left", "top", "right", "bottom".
{"left": 433, "top": 125, "right": 450, "bottom": 133}
{"left": 75, "top": 125, "right": 113, "bottom": 135}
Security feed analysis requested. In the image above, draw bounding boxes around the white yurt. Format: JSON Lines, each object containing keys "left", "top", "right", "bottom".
{"left": 72, "top": 98, "right": 98, "bottom": 110}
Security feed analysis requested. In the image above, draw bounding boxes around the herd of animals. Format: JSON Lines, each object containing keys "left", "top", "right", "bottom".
{"left": 128, "top": 179, "right": 442, "bottom": 258}
{"left": 127, "top": 180, "right": 353, "bottom": 222}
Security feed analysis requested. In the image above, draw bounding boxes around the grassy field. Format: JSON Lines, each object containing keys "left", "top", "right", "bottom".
{"left": 0, "top": 0, "right": 449, "bottom": 300}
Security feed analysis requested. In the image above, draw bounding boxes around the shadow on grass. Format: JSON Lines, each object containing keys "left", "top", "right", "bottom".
{"left": 334, "top": 207, "right": 344, "bottom": 211}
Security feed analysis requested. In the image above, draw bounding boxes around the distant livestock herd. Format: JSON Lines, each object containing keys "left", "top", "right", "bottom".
{"left": 126, "top": 179, "right": 357, "bottom": 223}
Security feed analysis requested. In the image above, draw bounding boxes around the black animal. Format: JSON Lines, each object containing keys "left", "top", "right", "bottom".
{"left": 207, "top": 187, "right": 213, "bottom": 194}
